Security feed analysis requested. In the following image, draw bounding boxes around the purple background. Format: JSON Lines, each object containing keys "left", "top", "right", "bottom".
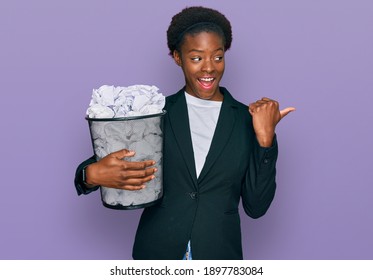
{"left": 1, "top": 0, "right": 372, "bottom": 259}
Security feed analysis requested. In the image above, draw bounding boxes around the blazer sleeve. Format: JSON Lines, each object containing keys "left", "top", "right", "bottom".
{"left": 241, "top": 135, "right": 278, "bottom": 219}
{"left": 74, "top": 155, "right": 100, "bottom": 195}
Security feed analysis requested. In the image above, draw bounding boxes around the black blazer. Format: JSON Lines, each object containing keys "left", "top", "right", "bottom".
{"left": 75, "top": 87, "right": 278, "bottom": 260}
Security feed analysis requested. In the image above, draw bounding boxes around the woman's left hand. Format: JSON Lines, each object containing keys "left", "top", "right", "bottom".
{"left": 248, "top": 97, "right": 295, "bottom": 147}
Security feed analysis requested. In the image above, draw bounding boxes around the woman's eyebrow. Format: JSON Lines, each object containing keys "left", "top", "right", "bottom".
{"left": 188, "top": 47, "right": 224, "bottom": 53}
{"left": 188, "top": 49, "right": 203, "bottom": 53}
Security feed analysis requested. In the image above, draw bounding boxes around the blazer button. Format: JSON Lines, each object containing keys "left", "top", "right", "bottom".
{"left": 189, "top": 192, "right": 198, "bottom": 200}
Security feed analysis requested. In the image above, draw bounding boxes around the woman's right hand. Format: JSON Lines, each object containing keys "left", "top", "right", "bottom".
{"left": 85, "top": 149, "right": 157, "bottom": 190}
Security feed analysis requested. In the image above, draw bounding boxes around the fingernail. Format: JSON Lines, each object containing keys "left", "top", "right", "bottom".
{"left": 154, "top": 168, "right": 158, "bottom": 173}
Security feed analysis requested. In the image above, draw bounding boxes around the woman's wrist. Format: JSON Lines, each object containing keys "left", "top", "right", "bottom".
{"left": 83, "top": 165, "right": 97, "bottom": 188}
{"left": 256, "top": 133, "right": 274, "bottom": 148}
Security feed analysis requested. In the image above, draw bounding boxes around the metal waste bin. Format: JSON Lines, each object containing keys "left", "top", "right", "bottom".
{"left": 86, "top": 111, "right": 166, "bottom": 209}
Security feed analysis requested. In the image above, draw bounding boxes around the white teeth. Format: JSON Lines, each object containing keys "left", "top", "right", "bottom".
{"left": 199, "top": 78, "right": 214, "bottom": 82}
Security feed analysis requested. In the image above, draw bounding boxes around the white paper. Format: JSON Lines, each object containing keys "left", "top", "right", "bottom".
{"left": 87, "top": 84, "right": 165, "bottom": 118}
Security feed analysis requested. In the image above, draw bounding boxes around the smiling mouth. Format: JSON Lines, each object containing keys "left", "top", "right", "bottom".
{"left": 198, "top": 77, "right": 215, "bottom": 89}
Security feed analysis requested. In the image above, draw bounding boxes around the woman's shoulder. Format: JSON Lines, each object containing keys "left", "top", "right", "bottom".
{"left": 165, "top": 89, "right": 184, "bottom": 105}
{"left": 220, "top": 87, "right": 250, "bottom": 113}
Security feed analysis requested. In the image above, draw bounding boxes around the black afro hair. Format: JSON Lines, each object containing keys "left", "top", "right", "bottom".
{"left": 167, "top": 6, "right": 232, "bottom": 56}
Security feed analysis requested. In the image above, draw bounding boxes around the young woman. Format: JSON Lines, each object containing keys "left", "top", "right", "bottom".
{"left": 75, "top": 6, "right": 294, "bottom": 260}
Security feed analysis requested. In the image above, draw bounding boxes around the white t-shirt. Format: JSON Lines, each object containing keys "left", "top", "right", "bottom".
{"left": 185, "top": 92, "right": 222, "bottom": 178}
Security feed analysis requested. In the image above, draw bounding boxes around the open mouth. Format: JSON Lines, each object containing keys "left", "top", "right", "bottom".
{"left": 197, "top": 77, "right": 215, "bottom": 89}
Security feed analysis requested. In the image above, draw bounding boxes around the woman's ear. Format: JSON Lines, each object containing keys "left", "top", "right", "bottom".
{"left": 173, "top": 50, "right": 182, "bottom": 66}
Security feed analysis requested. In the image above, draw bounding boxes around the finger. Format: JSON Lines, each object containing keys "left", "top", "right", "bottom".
{"left": 249, "top": 100, "right": 265, "bottom": 109}
{"left": 261, "top": 98, "right": 279, "bottom": 107}
{"left": 119, "top": 174, "right": 156, "bottom": 189}
{"left": 248, "top": 103, "right": 262, "bottom": 115}
{"left": 249, "top": 100, "right": 271, "bottom": 113}
{"left": 119, "top": 184, "right": 146, "bottom": 191}
{"left": 111, "top": 149, "right": 135, "bottom": 160}
{"left": 248, "top": 104, "right": 258, "bottom": 115}
{"left": 256, "top": 99, "right": 278, "bottom": 108}
{"left": 120, "top": 167, "right": 157, "bottom": 179}
{"left": 280, "top": 107, "right": 296, "bottom": 119}
{"left": 255, "top": 100, "right": 267, "bottom": 105}
{"left": 123, "top": 160, "right": 156, "bottom": 170}
{"left": 248, "top": 99, "right": 271, "bottom": 114}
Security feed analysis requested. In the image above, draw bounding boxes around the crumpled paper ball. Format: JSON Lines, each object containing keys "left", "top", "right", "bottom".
{"left": 86, "top": 84, "right": 165, "bottom": 118}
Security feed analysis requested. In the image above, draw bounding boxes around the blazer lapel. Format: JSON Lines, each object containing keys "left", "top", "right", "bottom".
{"left": 167, "top": 90, "right": 198, "bottom": 188}
{"left": 197, "top": 88, "right": 238, "bottom": 184}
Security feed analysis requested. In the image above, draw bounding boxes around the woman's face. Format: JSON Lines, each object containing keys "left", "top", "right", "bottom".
{"left": 173, "top": 31, "right": 225, "bottom": 101}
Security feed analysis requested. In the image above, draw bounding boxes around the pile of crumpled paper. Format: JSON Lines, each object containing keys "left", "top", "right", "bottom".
{"left": 86, "top": 84, "right": 165, "bottom": 118}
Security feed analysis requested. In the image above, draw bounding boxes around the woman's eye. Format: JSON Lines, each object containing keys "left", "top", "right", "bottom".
{"left": 215, "top": 56, "right": 224, "bottom": 61}
{"left": 191, "top": 57, "right": 201, "bottom": 61}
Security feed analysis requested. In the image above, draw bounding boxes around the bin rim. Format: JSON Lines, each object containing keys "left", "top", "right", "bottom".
{"left": 85, "top": 110, "right": 166, "bottom": 122}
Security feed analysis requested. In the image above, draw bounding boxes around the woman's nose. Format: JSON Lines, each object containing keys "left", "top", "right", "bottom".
{"left": 201, "top": 59, "right": 214, "bottom": 73}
